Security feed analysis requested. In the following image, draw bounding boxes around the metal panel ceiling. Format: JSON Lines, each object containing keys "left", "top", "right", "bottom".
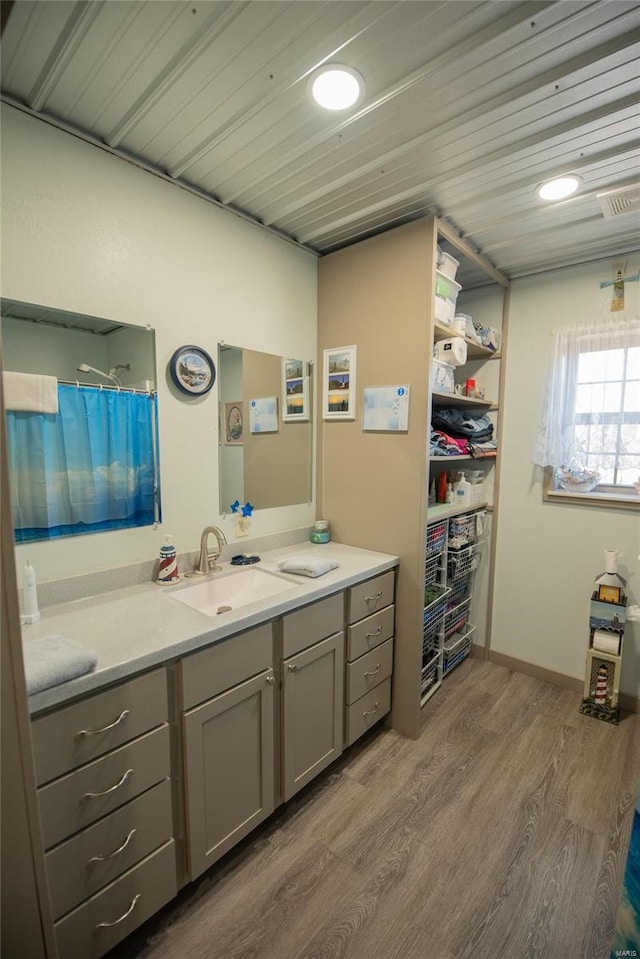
{"left": 2, "top": 0, "right": 639, "bottom": 286}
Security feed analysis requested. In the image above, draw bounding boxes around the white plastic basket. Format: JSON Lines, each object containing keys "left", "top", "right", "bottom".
{"left": 434, "top": 269, "right": 461, "bottom": 327}
{"left": 437, "top": 250, "right": 460, "bottom": 281}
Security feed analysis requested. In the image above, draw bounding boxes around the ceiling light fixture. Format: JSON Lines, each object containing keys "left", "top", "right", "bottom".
{"left": 536, "top": 175, "right": 582, "bottom": 201}
{"left": 309, "top": 64, "right": 364, "bottom": 111}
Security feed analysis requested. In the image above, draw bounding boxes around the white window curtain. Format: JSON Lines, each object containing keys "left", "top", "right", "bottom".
{"left": 534, "top": 318, "right": 640, "bottom": 469}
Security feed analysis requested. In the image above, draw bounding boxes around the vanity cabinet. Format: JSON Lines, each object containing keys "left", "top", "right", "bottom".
{"left": 181, "top": 622, "right": 275, "bottom": 881}
{"left": 30, "top": 668, "right": 176, "bottom": 959}
{"left": 281, "top": 593, "right": 344, "bottom": 800}
{"left": 344, "top": 572, "right": 395, "bottom": 746}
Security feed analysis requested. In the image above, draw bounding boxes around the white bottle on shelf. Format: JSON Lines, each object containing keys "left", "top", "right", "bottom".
{"left": 454, "top": 472, "right": 471, "bottom": 507}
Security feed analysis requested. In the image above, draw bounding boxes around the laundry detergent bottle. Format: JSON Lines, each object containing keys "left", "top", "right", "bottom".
{"left": 454, "top": 472, "right": 471, "bottom": 507}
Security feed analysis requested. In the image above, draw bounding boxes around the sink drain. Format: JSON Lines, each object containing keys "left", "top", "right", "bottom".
{"left": 216, "top": 605, "right": 233, "bottom": 614}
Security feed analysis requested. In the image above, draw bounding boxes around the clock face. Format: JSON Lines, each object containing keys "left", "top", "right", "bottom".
{"left": 169, "top": 346, "right": 215, "bottom": 396}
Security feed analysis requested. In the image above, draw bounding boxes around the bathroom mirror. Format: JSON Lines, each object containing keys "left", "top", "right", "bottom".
{"left": 218, "top": 344, "right": 312, "bottom": 512}
{"left": 2, "top": 299, "right": 159, "bottom": 541}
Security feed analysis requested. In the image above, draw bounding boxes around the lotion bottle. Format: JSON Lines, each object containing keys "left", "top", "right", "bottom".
{"left": 454, "top": 472, "right": 471, "bottom": 507}
{"left": 22, "top": 560, "right": 40, "bottom": 624}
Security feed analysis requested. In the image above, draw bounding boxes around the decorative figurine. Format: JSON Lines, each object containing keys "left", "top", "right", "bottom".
{"left": 579, "top": 549, "right": 627, "bottom": 724}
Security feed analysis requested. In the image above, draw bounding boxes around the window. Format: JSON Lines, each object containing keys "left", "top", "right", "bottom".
{"left": 574, "top": 345, "right": 639, "bottom": 487}
{"left": 535, "top": 318, "right": 640, "bottom": 506}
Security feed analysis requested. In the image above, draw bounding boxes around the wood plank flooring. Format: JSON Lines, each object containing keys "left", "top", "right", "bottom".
{"left": 112, "top": 660, "right": 640, "bottom": 959}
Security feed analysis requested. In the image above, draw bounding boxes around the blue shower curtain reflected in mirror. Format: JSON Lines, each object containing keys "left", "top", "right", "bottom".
{"left": 7, "top": 384, "right": 160, "bottom": 542}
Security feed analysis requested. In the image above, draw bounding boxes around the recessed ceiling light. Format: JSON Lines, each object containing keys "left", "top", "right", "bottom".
{"left": 536, "top": 175, "right": 582, "bottom": 201}
{"left": 309, "top": 65, "right": 364, "bottom": 111}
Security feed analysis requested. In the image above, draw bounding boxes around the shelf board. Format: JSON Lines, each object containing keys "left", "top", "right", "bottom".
{"left": 427, "top": 501, "right": 489, "bottom": 521}
{"left": 431, "top": 390, "right": 494, "bottom": 410}
{"left": 430, "top": 452, "right": 497, "bottom": 462}
{"left": 433, "top": 322, "right": 500, "bottom": 360}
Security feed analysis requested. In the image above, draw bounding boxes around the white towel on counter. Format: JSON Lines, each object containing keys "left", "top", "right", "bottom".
{"left": 3, "top": 371, "right": 59, "bottom": 413}
{"left": 277, "top": 554, "right": 339, "bottom": 578}
{"left": 23, "top": 635, "right": 97, "bottom": 695}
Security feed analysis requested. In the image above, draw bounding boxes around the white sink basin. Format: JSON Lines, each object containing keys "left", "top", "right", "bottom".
{"left": 169, "top": 566, "right": 299, "bottom": 616}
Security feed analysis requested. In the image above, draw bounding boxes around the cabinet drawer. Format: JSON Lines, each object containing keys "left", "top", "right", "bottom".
{"left": 31, "top": 669, "right": 168, "bottom": 786}
{"left": 282, "top": 592, "right": 344, "bottom": 658}
{"left": 181, "top": 622, "right": 273, "bottom": 710}
{"left": 45, "top": 779, "right": 173, "bottom": 921}
{"left": 347, "top": 571, "right": 395, "bottom": 624}
{"left": 38, "top": 725, "right": 170, "bottom": 850}
{"left": 347, "top": 605, "right": 395, "bottom": 662}
{"left": 54, "top": 840, "right": 177, "bottom": 959}
{"left": 346, "top": 639, "right": 394, "bottom": 705}
{"left": 345, "top": 679, "right": 392, "bottom": 747}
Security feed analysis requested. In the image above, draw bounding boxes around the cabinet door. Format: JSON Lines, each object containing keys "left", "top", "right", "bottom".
{"left": 183, "top": 669, "right": 275, "bottom": 881}
{"left": 282, "top": 632, "right": 344, "bottom": 801}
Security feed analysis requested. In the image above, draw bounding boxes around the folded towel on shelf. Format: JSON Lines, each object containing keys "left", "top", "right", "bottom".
{"left": 3, "top": 371, "right": 59, "bottom": 413}
{"left": 277, "top": 555, "right": 339, "bottom": 578}
{"left": 23, "top": 635, "right": 97, "bottom": 695}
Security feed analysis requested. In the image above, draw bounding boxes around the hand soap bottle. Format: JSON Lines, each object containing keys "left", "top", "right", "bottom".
{"left": 157, "top": 535, "right": 180, "bottom": 584}
{"left": 22, "top": 560, "right": 40, "bottom": 624}
{"left": 454, "top": 472, "right": 471, "bottom": 507}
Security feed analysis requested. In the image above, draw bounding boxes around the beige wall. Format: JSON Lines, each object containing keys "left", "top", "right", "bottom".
{"left": 243, "top": 350, "right": 311, "bottom": 509}
{"left": 1, "top": 104, "right": 317, "bottom": 583}
{"left": 318, "top": 218, "right": 437, "bottom": 738}
{"left": 492, "top": 257, "right": 640, "bottom": 700}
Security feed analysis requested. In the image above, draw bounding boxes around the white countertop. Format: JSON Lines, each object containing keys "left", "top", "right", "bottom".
{"left": 23, "top": 542, "right": 398, "bottom": 715}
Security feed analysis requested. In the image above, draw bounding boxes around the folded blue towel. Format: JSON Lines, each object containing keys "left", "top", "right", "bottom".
{"left": 23, "top": 635, "right": 98, "bottom": 695}
{"left": 277, "top": 555, "right": 339, "bottom": 578}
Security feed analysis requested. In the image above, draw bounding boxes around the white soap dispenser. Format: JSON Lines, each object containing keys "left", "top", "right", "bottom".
{"left": 22, "top": 560, "right": 40, "bottom": 624}
{"left": 454, "top": 472, "right": 471, "bottom": 507}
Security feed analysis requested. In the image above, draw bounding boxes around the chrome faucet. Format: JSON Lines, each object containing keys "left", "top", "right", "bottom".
{"left": 197, "top": 526, "right": 227, "bottom": 574}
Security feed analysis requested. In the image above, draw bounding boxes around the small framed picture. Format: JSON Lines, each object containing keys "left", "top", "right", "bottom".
{"left": 322, "top": 345, "right": 357, "bottom": 420}
{"left": 224, "top": 401, "right": 244, "bottom": 445}
{"left": 282, "top": 358, "right": 310, "bottom": 422}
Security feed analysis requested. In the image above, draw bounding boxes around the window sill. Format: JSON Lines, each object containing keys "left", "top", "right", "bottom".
{"left": 544, "top": 489, "right": 640, "bottom": 511}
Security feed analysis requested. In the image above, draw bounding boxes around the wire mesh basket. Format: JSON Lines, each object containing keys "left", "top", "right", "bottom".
{"left": 426, "top": 521, "right": 447, "bottom": 559}
{"left": 421, "top": 648, "right": 441, "bottom": 696}
{"left": 425, "top": 551, "right": 443, "bottom": 588}
{"left": 423, "top": 583, "right": 450, "bottom": 652}
{"left": 448, "top": 542, "right": 482, "bottom": 583}
{"left": 448, "top": 514, "right": 478, "bottom": 550}
{"left": 443, "top": 625, "right": 476, "bottom": 674}
{"left": 444, "top": 597, "right": 471, "bottom": 638}
{"left": 446, "top": 577, "right": 471, "bottom": 608}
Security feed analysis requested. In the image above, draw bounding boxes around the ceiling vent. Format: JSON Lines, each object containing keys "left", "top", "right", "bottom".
{"left": 597, "top": 185, "right": 640, "bottom": 219}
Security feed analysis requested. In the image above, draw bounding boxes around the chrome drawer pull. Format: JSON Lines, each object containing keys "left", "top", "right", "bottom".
{"left": 96, "top": 894, "right": 141, "bottom": 929}
{"left": 364, "top": 663, "right": 382, "bottom": 678}
{"left": 362, "top": 702, "right": 379, "bottom": 717}
{"left": 84, "top": 768, "right": 133, "bottom": 799}
{"left": 287, "top": 664, "right": 297, "bottom": 672}
{"left": 77, "top": 710, "right": 130, "bottom": 737}
{"left": 265, "top": 675, "right": 275, "bottom": 685}
{"left": 365, "top": 626, "right": 383, "bottom": 639}
{"left": 365, "top": 591, "right": 382, "bottom": 603}
{"left": 89, "top": 828, "right": 136, "bottom": 864}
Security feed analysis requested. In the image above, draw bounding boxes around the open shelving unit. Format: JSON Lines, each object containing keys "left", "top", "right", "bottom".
{"left": 318, "top": 214, "right": 509, "bottom": 739}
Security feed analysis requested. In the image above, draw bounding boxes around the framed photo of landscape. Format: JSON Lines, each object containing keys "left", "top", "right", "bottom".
{"left": 322, "top": 345, "right": 357, "bottom": 420}
{"left": 282, "top": 358, "right": 310, "bottom": 422}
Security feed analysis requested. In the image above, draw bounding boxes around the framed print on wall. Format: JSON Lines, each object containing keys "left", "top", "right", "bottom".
{"left": 249, "top": 396, "right": 278, "bottom": 433}
{"left": 322, "top": 345, "right": 357, "bottom": 420}
{"left": 224, "top": 401, "right": 244, "bottom": 445}
{"left": 282, "top": 358, "right": 310, "bottom": 422}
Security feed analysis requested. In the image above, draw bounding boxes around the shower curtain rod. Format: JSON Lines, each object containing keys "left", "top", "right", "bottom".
{"left": 58, "top": 379, "right": 156, "bottom": 395}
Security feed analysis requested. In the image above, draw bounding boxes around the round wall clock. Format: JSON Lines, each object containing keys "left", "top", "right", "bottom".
{"left": 169, "top": 345, "right": 216, "bottom": 396}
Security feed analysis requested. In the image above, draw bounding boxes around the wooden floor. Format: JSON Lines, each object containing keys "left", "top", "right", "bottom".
{"left": 112, "top": 660, "right": 640, "bottom": 959}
